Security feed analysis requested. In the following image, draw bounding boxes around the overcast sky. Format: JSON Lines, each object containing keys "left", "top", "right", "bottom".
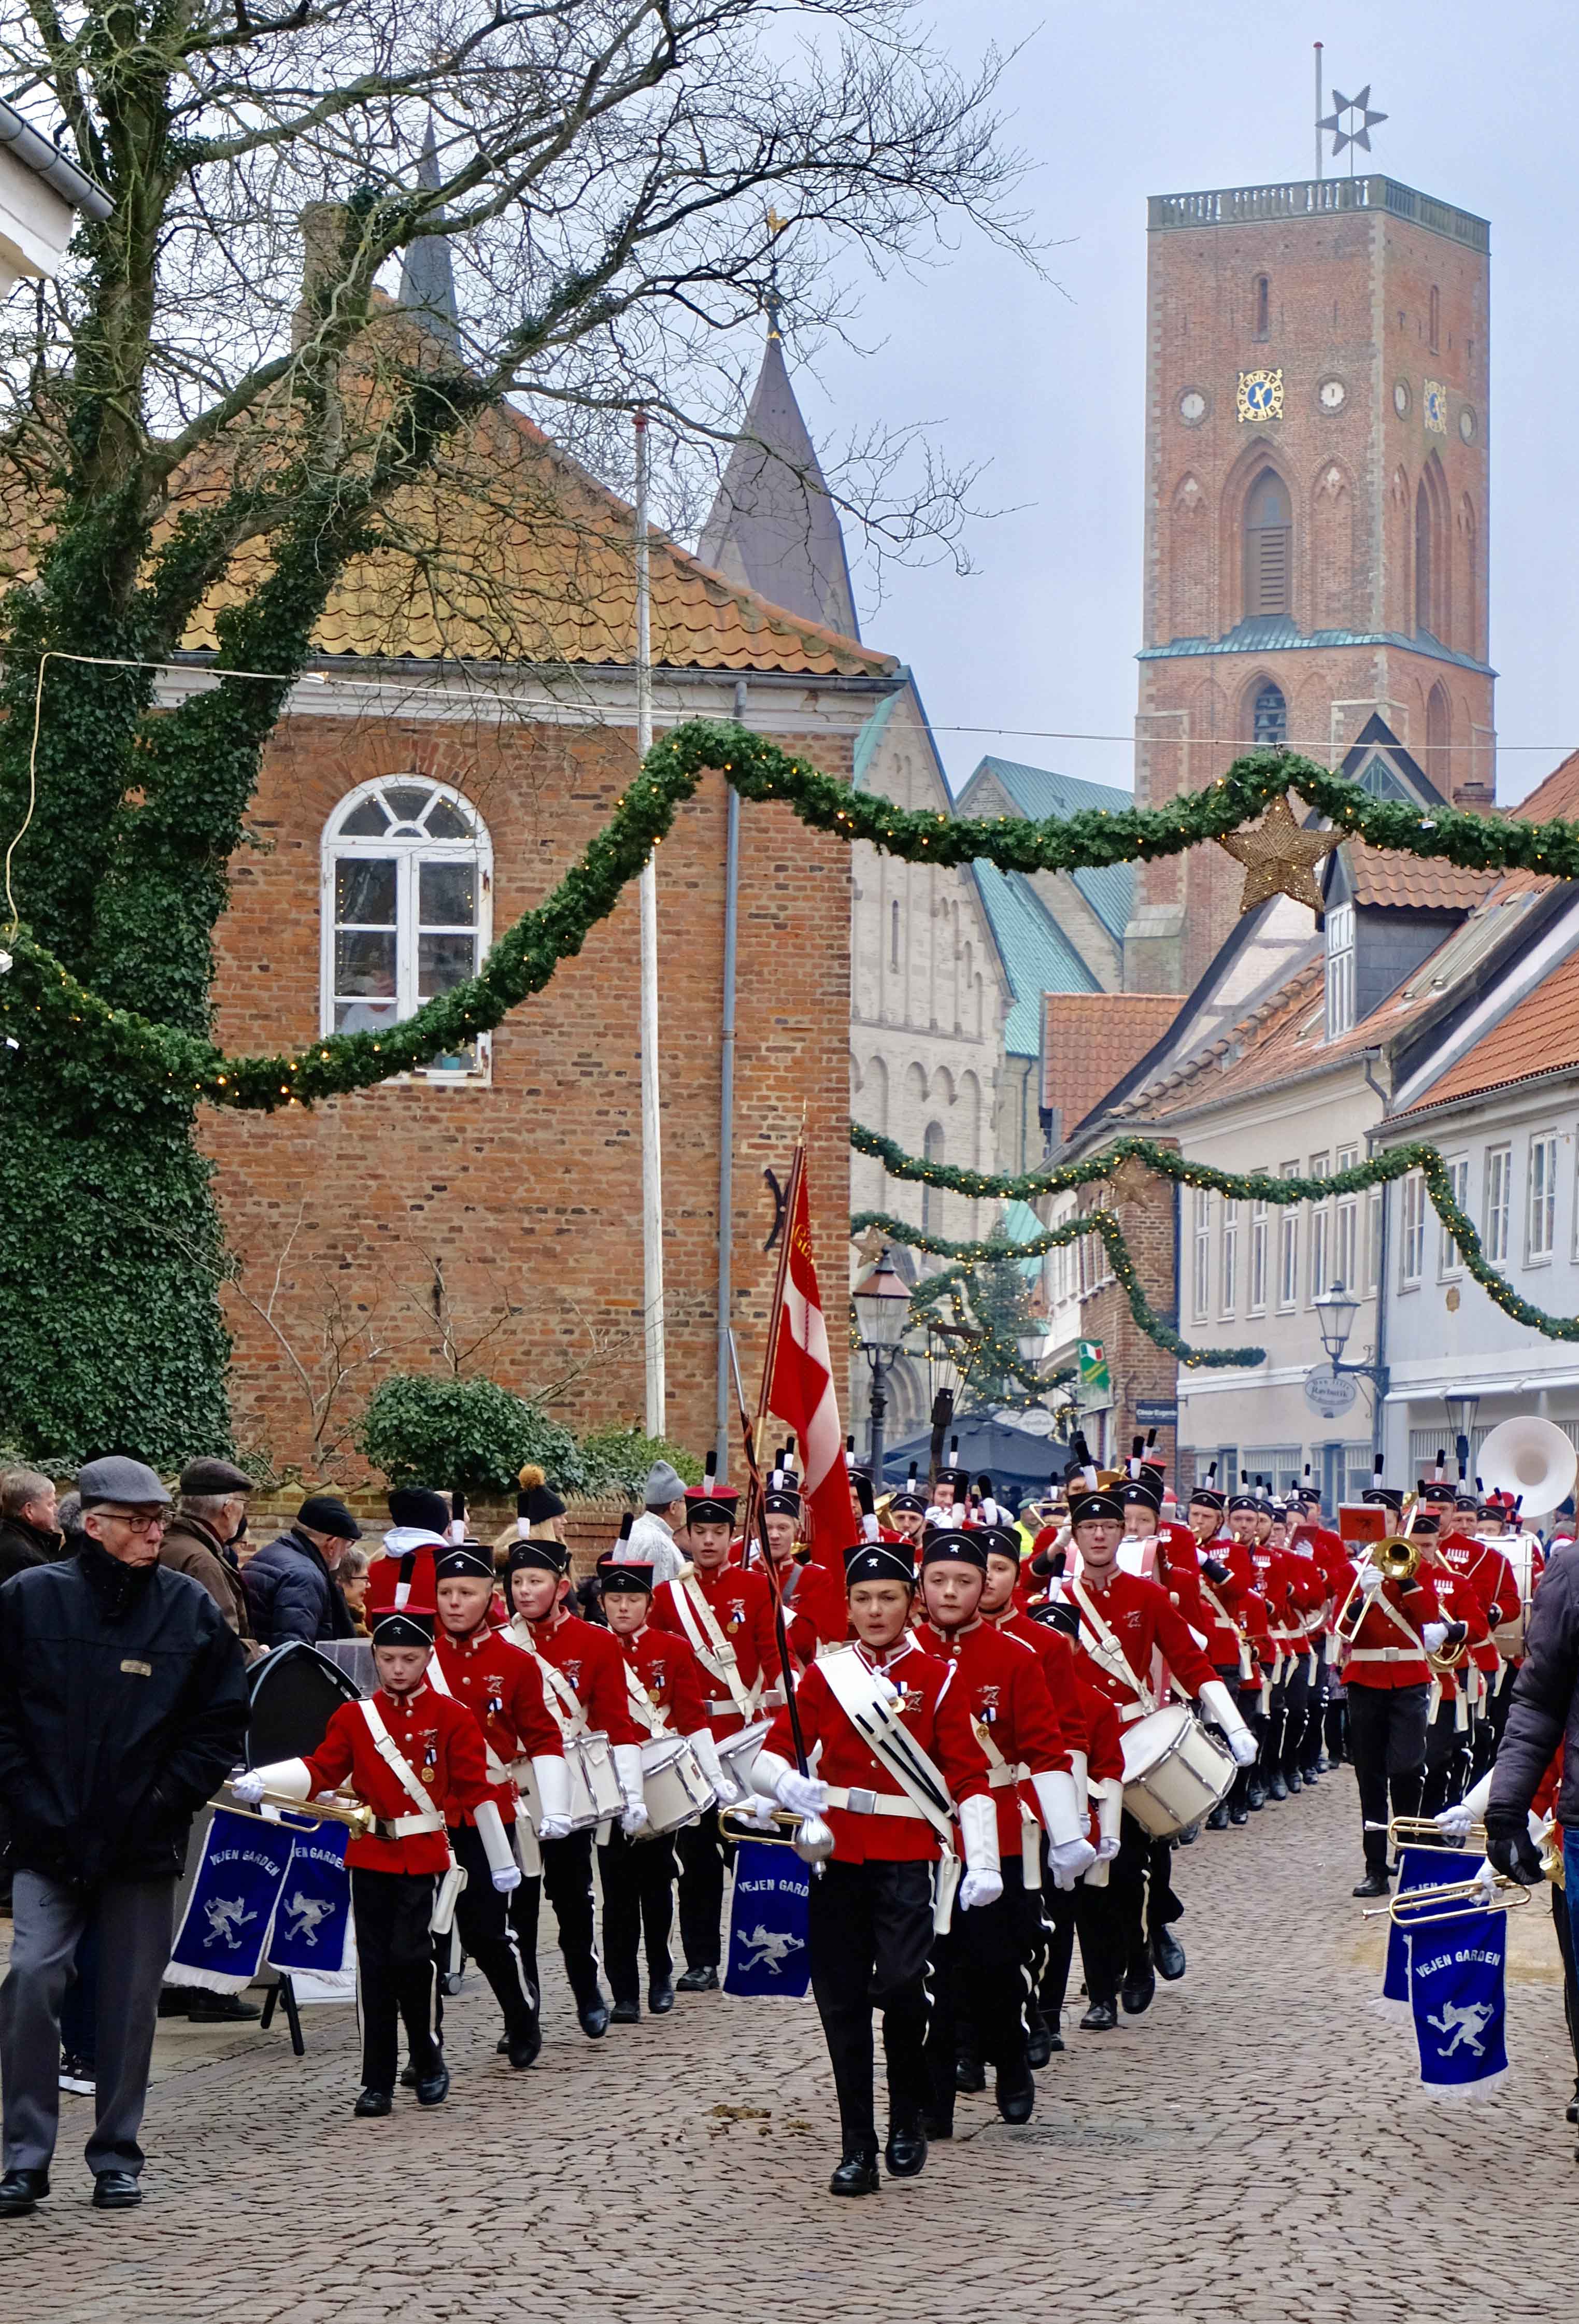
{"left": 784, "top": 0, "right": 1575, "bottom": 804}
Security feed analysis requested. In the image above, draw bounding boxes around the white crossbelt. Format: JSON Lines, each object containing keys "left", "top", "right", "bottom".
{"left": 822, "top": 1786, "right": 930, "bottom": 1818}
{"left": 667, "top": 1571, "right": 758, "bottom": 1719}
{"left": 357, "top": 1699, "right": 447, "bottom": 1836}
{"left": 1070, "top": 1576, "right": 1158, "bottom": 1716}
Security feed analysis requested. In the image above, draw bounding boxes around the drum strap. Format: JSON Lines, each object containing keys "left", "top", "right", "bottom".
{"left": 1199, "top": 1581, "right": 1255, "bottom": 1684}
{"left": 670, "top": 1573, "right": 757, "bottom": 1718}
{"left": 818, "top": 1650, "right": 958, "bottom": 1854}
{"left": 623, "top": 1663, "right": 669, "bottom": 1736}
{"left": 505, "top": 1619, "right": 589, "bottom": 1739}
{"left": 972, "top": 1718, "right": 1041, "bottom": 1891}
{"left": 1070, "top": 1577, "right": 1157, "bottom": 1715}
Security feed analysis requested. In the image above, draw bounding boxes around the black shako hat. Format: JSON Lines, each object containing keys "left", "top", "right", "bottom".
{"left": 844, "top": 1540, "right": 915, "bottom": 1589}
{"left": 371, "top": 1609, "right": 434, "bottom": 1648}
{"left": 434, "top": 1543, "right": 494, "bottom": 1584}
{"left": 1119, "top": 1478, "right": 1161, "bottom": 1515}
{"left": 507, "top": 1538, "right": 570, "bottom": 1578}
{"left": 388, "top": 1487, "right": 451, "bottom": 1535}
{"left": 1068, "top": 1486, "right": 1125, "bottom": 1527}
{"left": 977, "top": 1523, "right": 1022, "bottom": 1564}
{"left": 920, "top": 1528, "right": 989, "bottom": 1573}
{"left": 597, "top": 1558, "right": 654, "bottom": 1595}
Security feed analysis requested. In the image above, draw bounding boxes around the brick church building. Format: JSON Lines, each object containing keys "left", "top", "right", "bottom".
{"left": 1125, "top": 174, "right": 1493, "bottom": 994}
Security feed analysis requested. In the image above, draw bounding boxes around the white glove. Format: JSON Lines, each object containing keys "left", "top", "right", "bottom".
{"left": 1228, "top": 1727, "right": 1258, "bottom": 1768}
{"left": 613, "top": 1741, "right": 647, "bottom": 1819}
{"left": 1422, "top": 1621, "right": 1448, "bottom": 1653}
{"left": 1047, "top": 1834, "right": 1098, "bottom": 1890}
{"left": 1030, "top": 1766, "right": 1086, "bottom": 1849}
{"left": 773, "top": 1766, "right": 830, "bottom": 1819}
{"left": 1433, "top": 1800, "right": 1476, "bottom": 1843}
{"left": 245, "top": 1756, "right": 311, "bottom": 1802}
{"left": 475, "top": 1798, "right": 520, "bottom": 1886}
{"left": 958, "top": 1867, "right": 1004, "bottom": 1911}
{"left": 737, "top": 1792, "right": 779, "bottom": 1830}
{"left": 491, "top": 1863, "right": 522, "bottom": 1894}
{"left": 531, "top": 1752, "right": 572, "bottom": 1835}
{"left": 1096, "top": 1831, "right": 1121, "bottom": 1863}
{"left": 1199, "top": 1679, "right": 1257, "bottom": 1767}
{"left": 537, "top": 1816, "right": 573, "bottom": 1844}
{"left": 1093, "top": 1775, "right": 1124, "bottom": 1861}
{"left": 690, "top": 1727, "right": 742, "bottom": 1806}
{"left": 1356, "top": 1560, "right": 1385, "bottom": 1596}
{"left": 230, "top": 1769, "right": 266, "bottom": 1806}
{"left": 621, "top": 1802, "right": 650, "bottom": 1837}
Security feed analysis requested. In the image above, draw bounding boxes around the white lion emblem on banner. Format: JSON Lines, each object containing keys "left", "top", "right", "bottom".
{"left": 1426, "top": 2000, "right": 1496, "bottom": 2057}
{"left": 204, "top": 1896, "right": 257, "bottom": 1950}
{"left": 738, "top": 1926, "right": 804, "bottom": 1976}
{"left": 281, "top": 1892, "right": 333, "bottom": 1948}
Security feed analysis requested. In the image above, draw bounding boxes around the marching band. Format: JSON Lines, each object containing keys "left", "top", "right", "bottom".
{"left": 220, "top": 1426, "right": 1571, "bottom": 2184}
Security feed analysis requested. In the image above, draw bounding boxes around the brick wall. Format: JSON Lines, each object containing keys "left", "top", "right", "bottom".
{"left": 202, "top": 704, "right": 853, "bottom": 1481}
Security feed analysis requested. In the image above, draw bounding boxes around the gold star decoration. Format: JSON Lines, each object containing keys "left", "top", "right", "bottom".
{"left": 1107, "top": 1152, "right": 1163, "bottom": 1209}
{"left": 852, "top": 1223, "right": 887, "bottom": 1267}
{"left": 1215, "top": 795, "right": 1336, "bottom": 914}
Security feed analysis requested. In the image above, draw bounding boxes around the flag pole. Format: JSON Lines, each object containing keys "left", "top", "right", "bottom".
{"left": 729, "top": 1327, "right": 810, "bottom": 1778}
{"left": 635, "top": 409, "right": 665, "bottom": 1436}
{"left": 745, "top": 1128, "right": 806, "bottom": 1566}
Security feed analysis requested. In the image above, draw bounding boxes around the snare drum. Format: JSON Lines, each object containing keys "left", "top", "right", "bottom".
{"left": 716, "top": 1717, "right": 769, "bottom": 1802}
{"left": 563, "top": 1730, "right": 623, "bottom": 1831}
{"left": 1120, "top": 1704, "right": 1234, "bottom": 1839}
{"left": 637, "top": 1736, "right": 713, "bottom": 1837}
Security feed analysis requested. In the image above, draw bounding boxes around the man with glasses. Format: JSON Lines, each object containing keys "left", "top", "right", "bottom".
{"left": 0, "top": 1456, "right": 247, "bottom": 2220}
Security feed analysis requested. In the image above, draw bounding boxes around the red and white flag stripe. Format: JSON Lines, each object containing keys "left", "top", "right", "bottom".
{"left": 769, "top": 1159, "right": 857, "bottom": 1558}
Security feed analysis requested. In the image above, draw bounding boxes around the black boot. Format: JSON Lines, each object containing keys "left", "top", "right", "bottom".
{"left": 1205, "top": 1803, "right": 1230, "bottom": 1832}
{"left": 953, "top": 2043, "right": 985, "bottom": 2094}
{"left": 1268, "top": 1770, "right": 1289, "bottom": 1802}
{"left": 994, "top": 2058, "right": 1036, "bottom": 2123}
{"left": 0, "top": 2169, "right": 48, "bottom": 2217}
{"left": 676, "top": 1964, "right": 718, "bottom": 1993}
{"left": 830, "top": 2147, "right": 880, "bottom": 2197}
{"left": 1079, "top": 1999, "right": 1117, "bottom": 2031}
{"left": 353, "top": 2088, "right": 393, "bottom": 2118}
{"left": 1120, "top": 1960, "right": 1156, "bottom": 2015}
{"left": 1152, "top": 1927, "right": 1186, "bottom": 1982}
{"left": 1246, "top": 1780, "right": 1266, "bottom": 1811}
{"left": 1353, "top": 1867, "right": 1390, "bottom": 1898}
{"left": 884, "top": 2118, "right": 928, "bottom": 2178}
{"left": 1026, "top": 2016, "right": 1055, "bottom": 2068}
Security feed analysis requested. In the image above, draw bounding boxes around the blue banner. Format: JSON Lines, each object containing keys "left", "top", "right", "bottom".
{"left": 724, "top": 1839, "right": 810, "bottom": 1997}
{"left": 267, "top": 1820, "right": 352, "bottom": 1977}
{"left": 167, "top": 1808, "right": 293, "bottom": 1994}
{"left": 1407, "top": 1879, "right": 1508, "bottom": 2091}
{"left": 1384, "top": 1844, "right": 1468, "bottom": 2005}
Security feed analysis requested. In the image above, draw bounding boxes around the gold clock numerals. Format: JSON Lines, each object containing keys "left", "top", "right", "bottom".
{"left": 1236, "top": 368, "right": 1284, "bottom": 424}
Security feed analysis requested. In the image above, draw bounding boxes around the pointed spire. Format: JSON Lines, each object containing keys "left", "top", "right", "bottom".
{"left": 697, "top": 314, "right": 860, "bottom": 643}
{"left": 399, "top": 117, "right": 460, "bottom": 356}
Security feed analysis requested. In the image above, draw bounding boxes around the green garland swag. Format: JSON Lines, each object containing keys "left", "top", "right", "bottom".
{"left": 852, "top": 1126, "right": 1579, "bottom": 1351}
{"left": 5, "top": 723, "right": 1579, "bottom": 1112}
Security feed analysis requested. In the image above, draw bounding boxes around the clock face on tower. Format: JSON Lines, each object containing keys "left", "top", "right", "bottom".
{"left": 1178, "top": 388, "right": 1207, "bottom": 425}
{"left": 1318, "top": 377, "right": 1346, "bottom": 412}
{"left": 1423, "top": 379, "right": 1447, "bottom": 434}
{"left": 1236, "top": 369, "right": 1284, "bottom": 423}
{"left": 1393, "top": 379, "right": 1411, "bottom": 418}
{"left": 1459, "top": 405, "right": 1477, "bottom": 443}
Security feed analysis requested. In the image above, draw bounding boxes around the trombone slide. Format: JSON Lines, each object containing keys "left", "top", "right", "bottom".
{"left": 1363, "top": 1868, "right": 1533, "bottom": 1927}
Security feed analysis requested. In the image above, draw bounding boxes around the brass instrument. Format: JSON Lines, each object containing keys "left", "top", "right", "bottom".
{"left": 1541, "top": 1815, "right": 1567, "bottom": 1892}
{"left": 718, "top": 1802, "right": 836, "bottom": 1864}
{"left": 1364, "top": 1816, "right": 1487, "bottom": 1850}
{"left": 1333, "top": 1533, "right": 1421, "bottom": 1645}
{"left": 212, "top": 1784, "right": 377, "bottom": 1839}
{"left": 1426, "top": 1625, "right": 1471, "bottom": 1676}
{"left": 1363, "top": 1866, "right": 1533, "bottom": 1929}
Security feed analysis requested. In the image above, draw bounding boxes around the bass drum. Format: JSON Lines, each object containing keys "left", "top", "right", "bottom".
{"left": 1120, "top": 1704, "right": 1235, "bottom": 1839}
{"left": 247, "top": 1639, "right": 366, "bottom": 1767}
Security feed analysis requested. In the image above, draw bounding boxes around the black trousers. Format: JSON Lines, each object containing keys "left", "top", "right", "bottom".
{"left": 1259, "top": 1677, "right": 1287, "bottom": 1784}
{"left": 1552, "top": 1879, "right": 1579, "bottom": 2086}
{"left": 1215, "top": 1665, "right": 1261, "bottom": 1811}
{"left": 598, "top": 1825, "right": 676, "bottom": 2004}
{"left": 1347, "top": 1682, "right": 1430, "bottom": 1871}
{"left": 807, "top": 1858, "right": 933, "bottom": 2156}
{"left": 351, "top": 1867, "right": 441, "bottom": 2094}
{"left": 676, "top": 1808, "right": 727, "bottom": 1972}
{"left": 1041, "top": 1876, "right": 1122, "bottom": 2015}
{"left": 923, "top": 1859, "right": 1034, "bottom": 2130}
{"left": 1108, "top": 1812, "right": 1180, "bottom": 1975}
{"left": 516, "top": 1829, "right": 603, "bottom": 2010}
{"left": 1279, "top": 1655, "right": 1311, "bottom": 1782}
{"left": 1419, "top": 1697, "right": 1471, "bottom": 1822}
{"left": 439, "top": 1821, "right": 538, "bottom": 2040}
{"left": 1299, "top": 1641, "right": 1329, "bottom": 1774}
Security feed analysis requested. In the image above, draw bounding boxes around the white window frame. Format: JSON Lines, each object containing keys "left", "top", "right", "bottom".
{"left": 1399, "top": 1169, "right": 1426, "bottom": 1287}
{"left": 1192, "top": 1188, "right": 1211, "bottom": 1322}
{"left": 1366, "top": 1184, "right": 1383, "bottom": 1294}
{"left": 1325, "top": 901, "right": 1355, "bottom": 1037}
{"left": 321, "top": 776, "right": 493, "bottom": 1083}
{"left": 1220, "top": 1197, "right": 1239, "bottom": 1317}
{"left": 1527, "top": 1131, "right": 1558, "bottom": 1264}
{"left": 1485, "top": 1144, "right": 1512, "bottom": 1266}
{"left": 1249, "top": 1191, "right": 1269, "bottom": 1314}
{"left": 1334, "top": 1143, "right": 1359, "bottom": 1294}
{"left": 1439, "top": 1155, "right": 1469, "bottom": 1278}
{"left": 1306, "top": 1152, "right": 1331, "bottom": 1304}
{"left": 1277, "top": 1162, "right": 1299, "bottom": 1310}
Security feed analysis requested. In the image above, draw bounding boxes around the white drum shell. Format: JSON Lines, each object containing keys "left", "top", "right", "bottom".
{"left": 1120, "top": 1704, "right": 1235, "bottom": 1839}
{"left": 716, "top": 1717, "right": 769, "bottom": 1797}
{"left": 563, "top": 1730, "right": 622, "bottom": 1831}
{"left": 637, "top": 1736, "right": 712, "bottom": 1837}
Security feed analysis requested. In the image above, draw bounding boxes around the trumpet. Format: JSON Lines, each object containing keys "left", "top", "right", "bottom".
{"left": 212, "top": 1783, "right": 377, "bottom": 1839}
{"left": 1333, "top": 1535, "right": 1420, "bottom": 1645}
{"left": 718, "top": 1802, "right": 836, "bottom": 1864}
{"left": 1363, "top": 1866, "right": 1533, "bottom": 1929}
{"left": 1364, "top": 1817, "right": 1487, "bottom": 1850}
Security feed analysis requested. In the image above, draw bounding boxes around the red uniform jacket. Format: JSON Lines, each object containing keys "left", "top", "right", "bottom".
{"left": 303, "top": 1682, "right": 490, "bottom": 1874}
{"left": 1291, "top": 1522, "right": 1348, "bottom": 1601}
{"left": 1424, "top": 1564, "right": 1492, "bottom": 1702}
{"left": 1283, "top": 1548, "right": 1329, "bottom": 1657}
{"left": 1341, "top": 1566, "right": 1444, "bottom": 1689}
{"left": 764, "top": 1635, "right": 989, "bottom": 1864}
{"left": 1190, "top": 1536, "right": 1256, "bottom": 1670}
{"left": 990, "top": 1610, "right": 1089, "bottom": 1759}
{"left": 618, "top": 1623, "right": 711, "bottom": 1736}
{"left": 1435, "top": 1532, "right": 1520, "bottom": 1673}
{"left": 918, "top": 1618, "right": 1069, "bottom": 1859}
{"left": 1062, "top": 1566, "right": 1217, "bottom": 1721}
{"left": 1246, "top": 1543, "right": 1301, "bottom": 1652}
{"left": 650, "top": 1564, "right": 780, "bottom": 1736}
{"left": 781, "top": 1555, "right": 850, "bottom": 1666}
{"left": 432, "top": 1625, "right": 563, "bottom": 1826}
{"left": 518, "top": 1610, "right": 646, "bottom": 1748}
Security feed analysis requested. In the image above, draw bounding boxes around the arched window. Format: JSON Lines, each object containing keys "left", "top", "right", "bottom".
{"left": 1429, "top": 285, "right": 1440, "bottom": 353}
{"left": 1426, "top": 683, "right": 1452, "bottom": 786}
{"left": 890, "top": 896, "right": 901, "bottom": 971}
{"left": 1243, "top": 469, "right": 1291, "bottom": 618}
{"left": 1253, "top": 274, "right": 1270, "bottom": 341}
{"left": 922, "top": 1121, "right": 945, "bottom": 1238}
{"left": 322, "top": 777, "right": 492, "bottom": 1076}
{"left": 1252, "top": 680, "right": 1287, "bottom": 749}
{"left": 1415, "top": 481, "right": 1434, "bottom": 635}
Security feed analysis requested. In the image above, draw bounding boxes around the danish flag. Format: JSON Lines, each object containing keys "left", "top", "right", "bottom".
{"left": 769, "top": 1159, "right": 857, "bottom": 1557}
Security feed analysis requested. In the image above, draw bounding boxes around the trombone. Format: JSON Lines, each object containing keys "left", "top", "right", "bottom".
{"left": 718, "top": 1802, "right": 836, "bottom": 1864}
{"left": 1363, "top": 1866, "right": 1533, "bottom": 1929}
{"left": 1364, "top": 1816, "right": 1486, "bottom": 1851}
{"left": 211, "top": 1783, "right": 377, "bottom": 1839}
{"left": 1332, "top": 1533, "right": 1421, "bottom": 1646}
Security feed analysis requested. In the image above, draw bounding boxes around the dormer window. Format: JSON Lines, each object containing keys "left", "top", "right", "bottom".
{"left": 1325, "top": 900, "right": 1355, "bottom": 1036}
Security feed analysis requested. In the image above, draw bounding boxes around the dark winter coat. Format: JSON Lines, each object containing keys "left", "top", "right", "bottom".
{"left": 241, "top": 1527, "right": 354, "bottom": 1648}
{"left": 160, "top": 1513, "right": 255, "bottom": 1643}
{"left": 1488, "top": 1547, "right": 1579, "bottom": 1827}
{"left": 0, "top": 1539, "right": 248, "bottom": 1886}
{"left": 0, "top": 1514, "right": 61, "bottom": 1588}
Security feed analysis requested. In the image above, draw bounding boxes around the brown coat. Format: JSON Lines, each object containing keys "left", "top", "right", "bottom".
{"left": 160, "top": 1515, "right": 256, "bottom": 1647}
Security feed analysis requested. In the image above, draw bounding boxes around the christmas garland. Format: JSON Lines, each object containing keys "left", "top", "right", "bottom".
{"left": 4, "top": 721, "right": 1579, "bottom": 1111}
{"left": 852, "top": 1125, "right": 1579, "bottom": 1348}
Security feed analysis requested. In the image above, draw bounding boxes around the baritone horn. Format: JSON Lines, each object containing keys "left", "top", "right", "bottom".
{"left": 718, "top": 1802, "right": 836, "bottom": 1864}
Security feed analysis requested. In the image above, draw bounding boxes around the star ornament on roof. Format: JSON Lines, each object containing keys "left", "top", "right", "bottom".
{"left": 1216, "top": 796, "right": 1336, "bottom": 915}
{"left": 1106, "top": 1152, "right": 1164, "bottom": 1210}
{"left": 1319, "top": 84, "right": 1387, "bottom": 159}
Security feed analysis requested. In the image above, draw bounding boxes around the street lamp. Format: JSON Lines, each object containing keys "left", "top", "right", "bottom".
{"left": 1443, "top": 1391, "right": 1480, "bottom": 1475}
{"left": 852, "top": 1247, "right": 911, "bottom": 1480}
{"left": 1310, "top": 1281, "right": 1390, "bottom": 1440}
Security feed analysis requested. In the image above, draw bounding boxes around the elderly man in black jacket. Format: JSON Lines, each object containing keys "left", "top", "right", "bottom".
{"left": 241, "top": 1494, "right": 361, "bottom": 1646}
{"left": 0, "top": 1457, "right": 247, "bottom": 2220}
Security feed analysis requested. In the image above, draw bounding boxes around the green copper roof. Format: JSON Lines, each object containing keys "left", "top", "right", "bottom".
{"left": 960, "top": 757, "right": 1135, "bottom": 943}
{"left": 1138, "top": 616, "right": 1495, "bottom": 677}
{"left": 971, "top": 862, "right": 1097, "bottom": 1058}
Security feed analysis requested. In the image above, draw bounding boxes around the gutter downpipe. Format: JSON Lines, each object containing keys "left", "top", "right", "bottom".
{"left": 715, "top": 677, "right": 745, "bottom": 1472}
{"left": 1362, "top": 1055, "right": 1391, "bottom": 1467}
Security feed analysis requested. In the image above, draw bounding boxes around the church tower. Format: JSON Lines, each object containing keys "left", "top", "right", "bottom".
{"left": 1125, "top": 173, "right": 1492, "bottom": 994}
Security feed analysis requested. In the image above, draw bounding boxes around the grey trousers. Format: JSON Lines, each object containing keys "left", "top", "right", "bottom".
{"left": 0, "top": 1869, "right": 176, "bottom": 2177}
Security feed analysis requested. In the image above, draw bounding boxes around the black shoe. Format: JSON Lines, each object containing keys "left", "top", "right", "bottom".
{"left": 953, "top": 2051, "right": 985, "bottom": 2094}
{"left": 1176, "top": 1820, "right": 1200, "bottom": 1846}
{"left": 578, "top": 2000, "right": 610, "bottom": 2039}
{"left": 353, "top": 2088, "right": 393, "bottom": 2118}
{"left": 1286, "top": 1770, "right": 1303, "bottom": 1794}
{"left": 506, "top": 2023, "right": 543, "bottom": 2070}
{"left": 884, "top": 2122, "right": 928, "bottom": 2178}
{"left": 1301, "top": 1767, "right": 1320, "bottom": 1787}
{"left": 1079, "top": 2000, "right": 1117, "bottom": 2032}
{"left": 91, "top": 2171, "right": 141, "bottom": 2210}
{"left": 414, "top": 2065, "right": 450, "bottom": 2106}
{"left": 994, "top": 2062, "right": 1035, "bottom": 2123}
{"left": 1026, "top": 2021, "right": 1055, "bottom": 2068}
{"left": 829, "top": 2148, "right": 880, "bottom": 2197}
{"left": 610, "top": 1999, "right": 641, "bottom": 2025}
{"left": 1152, "top": 1928, "right": 1187, "bottom": 1982}
{"left": 1567, "top": 2089, "right": 1579, "bottom": 2126}
{"left": 0, "top": 2168, "right": 48, "bottom": 2217}
{"left": 1246, "top": 1783, "right": 1266, "bottom": 1811}
{"left": 1353, "top": 1868, "right": 1390, "bottom": 1899}
{"left": 183, "top": 1989, "right": 262, "bottom": 2023}
{"left": 1120, "top": 1966, "right": 1156, "bottom": 2016}
{"left": 400, "top": 2042, "right": 443, "bottom": 2089}
{"left": 1268, "top": 1772, "right": 1288, "bottom": 1802}
{"left": 157, "top": 1990, "right": 188, "bottom": 2018}
{"left": 1205, "top": 1803, "right": 1230, "bottom": 1832}
{"left": 1317, "top": 1753, "right": 1331, "bottom": 1774}
{"left": 676, "top": 1964, "right": 718, "bottom": 1993}
{"left": 1229, "top": 1803, "right": 1249, "bottom": 1825}
{"left": 648, "top": 1981, "right": 675, "bottom": 2015}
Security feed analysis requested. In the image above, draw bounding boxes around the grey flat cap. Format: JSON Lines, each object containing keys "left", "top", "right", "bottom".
{"left": 644, "top": 1460, "right": 686, "bottom": 1507}
{"left": 77, "top": 1455, "right": 172, "bottom": 1508}
{"left": 179, "top": 1457, "right": 255, "bottom": 1496}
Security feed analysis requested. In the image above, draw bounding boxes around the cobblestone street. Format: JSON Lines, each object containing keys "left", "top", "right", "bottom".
{"left": 4, "top": 1771, "right": 1575, "bottom": 2324}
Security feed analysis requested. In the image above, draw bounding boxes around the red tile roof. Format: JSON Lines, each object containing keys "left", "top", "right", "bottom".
{"left": 1043, "top": 994, "right": 1182, "bottom": 1132}
{"left": 1343, "top": 840, "right": 1492, "bottom": 912}
{"left": 1399, "top": 943, "right": 1579, "bottom": 1116}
